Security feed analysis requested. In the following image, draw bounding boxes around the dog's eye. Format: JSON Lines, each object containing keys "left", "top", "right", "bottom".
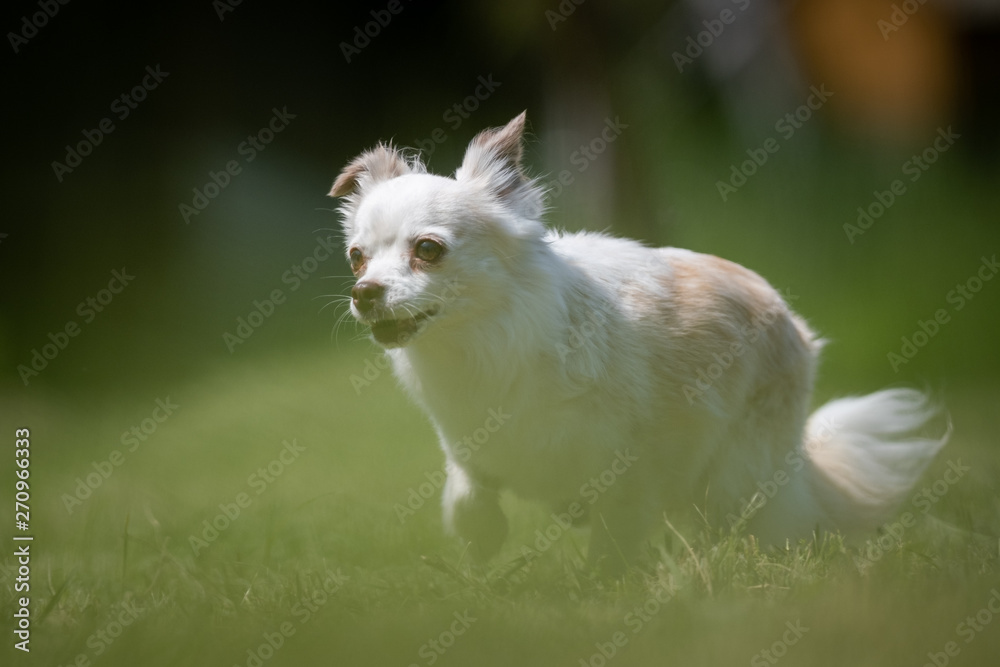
{"left": 348, "top": 248, "right": 364, "bottom": 273}
{"left": 414, "top": 239, "right": 444, "bottom": 262}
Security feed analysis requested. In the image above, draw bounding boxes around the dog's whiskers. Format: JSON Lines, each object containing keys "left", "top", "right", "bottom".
{"left": 315, "top": 294, "right": 352, "bottom": 314}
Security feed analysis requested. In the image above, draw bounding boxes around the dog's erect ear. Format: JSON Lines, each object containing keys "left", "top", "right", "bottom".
{"left": 459, "top": 111, "right": 527, "bottom": 188}
{"left": 457, "top": 111, "right": 544, "bottom": 222}
{"left": 329, "top": 143, "right": 413, "bottom": 197}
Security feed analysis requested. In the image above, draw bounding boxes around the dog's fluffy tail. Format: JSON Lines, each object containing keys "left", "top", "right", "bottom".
{"left": 749, "top": 388, "right": 950, "bottom": 543}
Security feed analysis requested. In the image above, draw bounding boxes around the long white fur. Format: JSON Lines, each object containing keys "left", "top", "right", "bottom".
{"left": 331, "top": 112, "right": 949, "bottom": 568}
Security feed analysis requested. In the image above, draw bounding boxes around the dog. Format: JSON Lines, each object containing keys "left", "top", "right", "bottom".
{"left": 330, "top": 111, "right": 949, "bottom": 570}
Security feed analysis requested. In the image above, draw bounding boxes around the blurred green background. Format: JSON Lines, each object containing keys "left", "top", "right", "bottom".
{"left": 2, "top": 1, "right": 999, "bottom": 666}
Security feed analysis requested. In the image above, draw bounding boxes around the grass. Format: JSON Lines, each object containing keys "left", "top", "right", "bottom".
{"left": 3, "top": 344, "right": 999, "bottom": 667}
{"left": 3, "top": 102, "right": 999, "bottom": 665}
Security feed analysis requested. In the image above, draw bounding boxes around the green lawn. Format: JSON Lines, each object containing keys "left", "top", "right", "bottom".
{"left": 3, "top": 102, "right": 999, "bottom": 666}
{"left": 6, "top": 3, "right": 1000, "bottom": 663}
{"left": 3, "top": 344, "right": 999, "bottom": 667}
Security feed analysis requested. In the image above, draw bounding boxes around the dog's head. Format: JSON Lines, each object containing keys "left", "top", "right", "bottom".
{"left": 330, "top": 112, "right": 546, "bottom": 348}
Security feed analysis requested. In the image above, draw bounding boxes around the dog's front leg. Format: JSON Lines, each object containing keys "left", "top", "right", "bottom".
{"left": 442, "top": 461, "right": 508, "bottom": 562}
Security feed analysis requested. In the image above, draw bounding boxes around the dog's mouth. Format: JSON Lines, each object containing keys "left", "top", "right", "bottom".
{"left": 368, "top": 307, "right": 439, "bottom": 346}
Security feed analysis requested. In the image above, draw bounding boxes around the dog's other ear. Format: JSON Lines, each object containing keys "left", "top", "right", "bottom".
{"left": 457, "top": 111, "right": 544, "bottom": 223}
{"left": 329, "top": 143, "right": 413, "bottom": 197}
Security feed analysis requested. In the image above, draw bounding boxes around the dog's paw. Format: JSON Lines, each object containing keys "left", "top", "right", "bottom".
{"left": 443, "top": 467, "right": 508, "bottom": 561}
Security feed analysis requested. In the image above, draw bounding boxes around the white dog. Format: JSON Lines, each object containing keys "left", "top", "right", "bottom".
{"left": 330, "top": 112, "right": 948, "bottom": 570}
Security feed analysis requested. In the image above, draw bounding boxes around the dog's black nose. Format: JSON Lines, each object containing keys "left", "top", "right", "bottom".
{"left": 352, "top": 280, "right": 385, "bottom": 313}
